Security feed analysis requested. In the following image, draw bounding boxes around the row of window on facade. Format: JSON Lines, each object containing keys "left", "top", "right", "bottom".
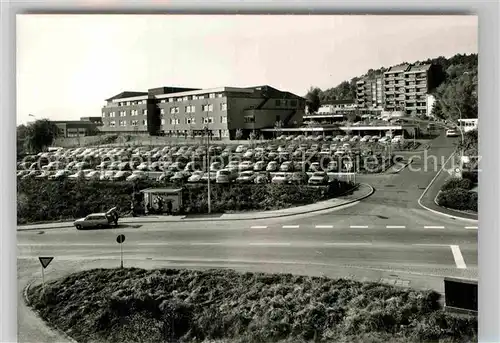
{"left": 163, "top": 129, "right": 230, "bottom": 137}
{"left": 103, "top": 109, "right": 146, "bottom": 118}
{"left": 159, "top": 93, "right": 224, "bottom": 104}
{"left": 104, "top": 116, "right": 227, "bottom": 127}
{"left": 161, "top": 103, "right": 227, "bottom": 115}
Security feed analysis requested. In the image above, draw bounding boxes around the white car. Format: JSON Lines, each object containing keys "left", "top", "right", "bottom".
{"left": 68, "top": 170, "right": 86, "bottom": 180}
{"left": 113, "top": 171, "right": 132, "bottom": 181}
{"left": 210, "top": 162, "right": 223, "bottom": 172}
{"left": 349, "top": 136, "right": 360, "bottom": 142}
{"left": 188, "top": 171, "right": 204, "bottom": 183}
{"left": 446, "top": 129, "right": 460, "bottom": 137}
{"left": 360, "top": 135, "right": 371, "bottom": 142}
{"left": 341, "top": 135, "right": 351, "bottom": 142}
{"left": 216, "top": 169, "right": 237, "bottom": 184}
{"left": 379, "top": 136, "right": 391, "bottom": 144}
{"left": 136, "top": 162, "right": 149, "bottom": 171}
{"left": 100, "top": 171, "right": 115, "bottom": 181}
{"left": 126, "top": 171, "right": 147, "bottom": 182}
{"left": 243, "top": 150, "right": 254, "bottom": 159}
{"left": 271, "top": 172, "right": 290, "bottom": 184}
{"left": 266, "top": 161, "right": 279, "bottom": 172}
{"left": 238, "top": 161, "right": 254, "bottom": 171}
{"left": 235, "top": 145, "right": 246, "bottom": 153}
{"left": 85, "top": 170, "right": 102, "bottom": 181}
{"left": 225, "top": 160, "right": 240, "bottom": 172}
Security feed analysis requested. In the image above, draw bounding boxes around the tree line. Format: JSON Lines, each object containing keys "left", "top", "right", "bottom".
{"left": 304, "top": 53, "right": 478, "bottom": 120}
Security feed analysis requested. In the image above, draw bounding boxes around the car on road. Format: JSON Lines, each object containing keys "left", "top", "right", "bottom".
{"left": 271, "top": 172, "right": 291, "bottom": 184}
{"left": 188, "top": 170, "right": 204, "bottom": 183}
{"left": 74, "top": 208, "right": 118, "bottom": 230}
{"left": 308, "top": 171, "right": 329, "bottom": 185}
{"left": 446, "top": 129, "right": 460, "bottom": 137}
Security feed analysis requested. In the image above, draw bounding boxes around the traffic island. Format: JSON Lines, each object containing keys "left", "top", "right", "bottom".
{"left": 26, "top": 267, "right": 477, "bottom": 343}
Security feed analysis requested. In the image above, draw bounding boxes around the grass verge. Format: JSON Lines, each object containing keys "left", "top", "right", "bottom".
{"left": 28, "top": 268, "right": 477, "bottom": 343}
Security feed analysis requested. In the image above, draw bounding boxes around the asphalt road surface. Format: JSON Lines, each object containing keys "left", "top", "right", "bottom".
{"left": 17, "top": 131, "right": 477, "bottom": 343}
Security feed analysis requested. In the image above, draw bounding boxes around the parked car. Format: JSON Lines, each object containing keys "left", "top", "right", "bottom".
{"left": 279, "top": 161, "right": 294, "bottom": 172}
{"left": 157, "top": 170, "right": 175, "bottom": 182}
{"left": 216, "top": 169, "right": 237, "bottom": 184}
{"left": 100, "top": 171, "right": 116, "bottom": 181}
{"left": 350, "top": 136, "right": 361, "bottom": 143}
{"left": 309, "top": 162, "right": 322, "bottom": 172}
{"left": 85, "top": 170, "right": 102, "bottom": 181}
{"left": 238, "top": 161, "right": 254, "bottom": 171}
{"left": 243, "top": 150, "right": 254, "bottom": 159}
{"left": 369, "top": 136, "right": 379, "bottom": 143}
{"left": 341, "top": 135, "right": 351, "bottom": 142}
{"left": 446, "top": 129, "right": 460, "bottom": 137}
{"left": 201, "top": 171, "right": 217, "bottom": 183}
{"left": 184, "top": 161, "right": 200, "bottom": 172}
{"left": 74, "top": 208, "right": 118, "bottom": 230}
{"left": 290, "top": 172, "right": 309, "bottom": 184}
{"left": 170, "top": 171, "right": 188, "bottom": 183}
{"left": 308, "top": 171, "right": 329, "bottom": 185}
{"left": 188, "top": 170, "right": 204, "bottom": 183}
{"left": 266, "top": 161, "right": 279, "bottom": 172}
{"left": 17, "top": 170, "right": 31, "bottom": 178}
{"left": 391, "top": 135, "right": 403, "bottom": 144}
{"left": 379, "top": 136, "right": 391, "bottom": 144}
{"left": 126, "top": 171, "right": 147, "bottom": 182}
{"left": 36, "top": 170, "right": 52, "bottom": 179}
{"left": 210, "top": 161, "right": 223, "bottom": 172}
{"left": 360, "top": 135, "right": 372, "bottom": 142}
{"left": 236, "top": 171, "right": 257, "bottom": 183}
{"left": 271, "top": 172, "right": 291, "bottom": 184}
{"left": 68, "top": 170, "right": 86, "bottom": 180}
{"left": 136, "top": 162, "right": 149, "bottom": 171}
{"left": 113, "top": 171, "right": 132, "bottom": 181}
{"left": 235, "top": 145, "right": 246, "bottom": 153}
{"left": 253, "top": 161, "right": 267, "bottom": 172}
{"left": 254, "top": 173, "right": 269, "bottom": 184}
{"left": 225, "top": 160, "right": 240, "bottom": 172}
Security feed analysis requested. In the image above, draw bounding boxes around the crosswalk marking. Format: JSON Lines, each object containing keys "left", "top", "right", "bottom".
{"left": 282, "top": 225, "right": 299, "bottom": 229}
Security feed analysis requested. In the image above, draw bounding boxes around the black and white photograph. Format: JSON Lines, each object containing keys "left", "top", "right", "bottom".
{"left": 16, "top": 14, "right": 479, "bottom": 343}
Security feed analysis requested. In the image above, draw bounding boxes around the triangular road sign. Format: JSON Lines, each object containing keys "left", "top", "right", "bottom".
{"left": 39, "top": 257, "right": 54, "bottom": 269}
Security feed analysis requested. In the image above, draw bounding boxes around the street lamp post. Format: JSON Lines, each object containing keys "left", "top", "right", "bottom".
{"left": 204, "top": 125, "right": 212, "bottom": 214}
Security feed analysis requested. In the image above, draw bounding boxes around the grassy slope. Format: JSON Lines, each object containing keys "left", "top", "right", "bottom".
{"left": 28, "top": 268, "right": 477, "bottom": 343}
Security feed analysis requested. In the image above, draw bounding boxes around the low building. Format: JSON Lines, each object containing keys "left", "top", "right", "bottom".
{"left": 101, "top": 85, "right": 306, "bottom": 140}
{"left": 53, "top": 120, "right": 100, "bottom": 138}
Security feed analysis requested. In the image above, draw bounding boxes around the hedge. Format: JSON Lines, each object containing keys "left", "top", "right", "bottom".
{"left": 28, "top": 268, "right": 477, "bottom": 343}
{"left": 440, "top": 178, "right": 473, "bottom": 192}
{"left": 436, "top": 188, "right": 478, "bottom": 212}
{"left": 17, "top": 179, "right": 354, "bottom": 225}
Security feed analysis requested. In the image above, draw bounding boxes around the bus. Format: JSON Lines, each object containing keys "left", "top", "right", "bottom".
{"left": 457, "top": 118, "right": 478, "bottom": 133}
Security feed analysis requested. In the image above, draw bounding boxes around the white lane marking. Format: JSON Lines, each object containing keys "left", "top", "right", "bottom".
{"left": 324, "top": 242, "right": 372, "bottom": 246}
{"left": 350, "top": 225, "right": 369, "bottom": 229}
{"left": 450, "top": 245, "right": 467, "bottom": 269}
{"left": 315, "top": 225, "right": 333, "bottom": 229}
{"left": 282, "top": 225, "right": 299, "bottom": 229}
{"left": 248, "top": 242, "right": 291, "bottom": 246}
{"left": 189, "top": 242, "right": 223, "bottom": 246}
{"left": 386, "top": 225, "right": 406, "bottom": 229}
{"left": 250, "top": 225, "right": 268, "bottom": 229}
{"left": 465, "top": 226, "right": 478, "bottom": 230}
{"left": 424, "top": 226, "right": 445, "bottom": 229}
{"left": 412, "top": 243, "right": 450, "bottom": 247}
{"left": 17, "top": 243, "right": 112, "bottom": 247}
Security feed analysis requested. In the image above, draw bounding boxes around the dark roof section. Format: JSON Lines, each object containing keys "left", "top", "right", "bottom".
{"left": 106, "top": 91, "right": 148, "bottom": 101}
{"left": 247, "top": 85, "right": 306, "bottom": 100}
{"left": 324, "top": 99, "right": 356, "bottom": 105}
{"left": 148, "top": 87, "right": 201, "bottom": 96}
{"left": 384, "top": 64, "right": 411, "bottom": 74}
{"left": 53, "top": 120, "right": 97, "bottom": 126}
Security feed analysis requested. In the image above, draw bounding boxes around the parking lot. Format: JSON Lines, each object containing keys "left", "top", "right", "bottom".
{"left": 17, "top": 133, "right": 414, "bottom": 185}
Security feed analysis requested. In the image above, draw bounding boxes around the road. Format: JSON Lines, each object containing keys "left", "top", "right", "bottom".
{"left": 17, "top": 131, "right": 477, "bottom": 343}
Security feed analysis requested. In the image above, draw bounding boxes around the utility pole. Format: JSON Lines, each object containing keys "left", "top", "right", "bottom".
{"left": 205, "top": 126, "right": 211, "bottom": 214}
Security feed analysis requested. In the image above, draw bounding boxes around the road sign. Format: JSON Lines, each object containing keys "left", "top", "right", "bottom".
{"left": 38, "top": 257, "right": 53, "bottom": 269}
{"left": 116, "top": 234, "right": 126, "bottom": 244}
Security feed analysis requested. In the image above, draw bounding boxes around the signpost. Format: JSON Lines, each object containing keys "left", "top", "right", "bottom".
{"left": 38, "top": 257, "right": 54, "bottom": 290}
{"left": 116, "top": 234, "right": 126, "bottom": 268}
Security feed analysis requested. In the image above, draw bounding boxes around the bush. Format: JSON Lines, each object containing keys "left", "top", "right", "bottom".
{"left": 17, "top": 179, "right": 355, "bottom": 224}
{"left": 437, "top": 188, "right": 478, "bottom": 212}
{"left": 27, "top": 268, "right": 477, "bottom": 343}
{"left": 441, "top": 178, "right": 473, "bottom": 192}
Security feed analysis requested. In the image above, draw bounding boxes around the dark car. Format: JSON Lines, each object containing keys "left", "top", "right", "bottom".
{"left": 290, "top": 172, "right": 309, "bottom": 185}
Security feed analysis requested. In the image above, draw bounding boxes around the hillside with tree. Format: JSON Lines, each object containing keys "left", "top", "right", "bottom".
{"left": 305, "top": 53, "right": 478, "bottom": 121}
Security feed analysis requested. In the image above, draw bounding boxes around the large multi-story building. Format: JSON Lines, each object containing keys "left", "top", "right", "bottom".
{"left": 356, "top": 76, "right": 384, "bottom": 110}
{"left": 383, "top": 64, "right": 410, "bottom": 112}
{"left": 101, "top": 85, "right": 305, "bottom": 139}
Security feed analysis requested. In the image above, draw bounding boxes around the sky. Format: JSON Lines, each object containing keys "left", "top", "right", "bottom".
{"left": 16, "top": 15, "right": 477, "bottom": 125}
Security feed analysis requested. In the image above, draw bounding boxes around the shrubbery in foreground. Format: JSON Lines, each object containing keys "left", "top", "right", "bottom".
{"left": 17, "top": 179, "right": 354, "bottom": 224}
{"left": 440, "top": 178, "right": 473, "bottom": 192}
{"left": 28, "top": 268, "right": 477, "bottom": 343}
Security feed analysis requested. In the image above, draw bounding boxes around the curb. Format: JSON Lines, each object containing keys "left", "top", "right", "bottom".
{"left": 18, "top": 184, "right": 374, "bottom": 230}
{"left": 23, "top": 280, "right": 79, "bottom": 343}
{"left": 390, "top": 157, "right": 413, "bottom": 174}
{"left": 417, "top": 152, "right": 478, "bottom": 223}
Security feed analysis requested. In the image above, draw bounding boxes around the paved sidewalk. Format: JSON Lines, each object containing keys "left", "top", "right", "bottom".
{"left": 17, "top": 184, "right": 374, "bottom": 231}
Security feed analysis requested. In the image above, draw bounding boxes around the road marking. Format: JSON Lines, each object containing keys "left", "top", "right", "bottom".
{"left": 386, "top": 225, "right": 406, "bottom": 229}
{"left": 450, "top": 245, "right": 467, "bottom": 269}
{"left": 315, "top": 225, "right": 333, "bottom": 229}
{"left": 248, "top": 242, "right": 291, "bottom": 246}
{"left": 412, "top": 243, "right": 450, "bottom": 247}
{"left": 250, "top": 225, "right": 268, "bottom": 229}
{"left": 282, "top": 225, "right": 299, "bottom": 229}
{"left": 424, "top": 226, "right": 445, "bottom": 229}
{"left": 465, "top": 226, "right": 478, "bottom": 230}
{"left": 189, "top": 242, "right": 223, "bottom": 246}
{"left": 350, "top": 225, "right": 369, "bottom": 229}
{"left": 324, "top": 242, "right": 372, "bottom": 246}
